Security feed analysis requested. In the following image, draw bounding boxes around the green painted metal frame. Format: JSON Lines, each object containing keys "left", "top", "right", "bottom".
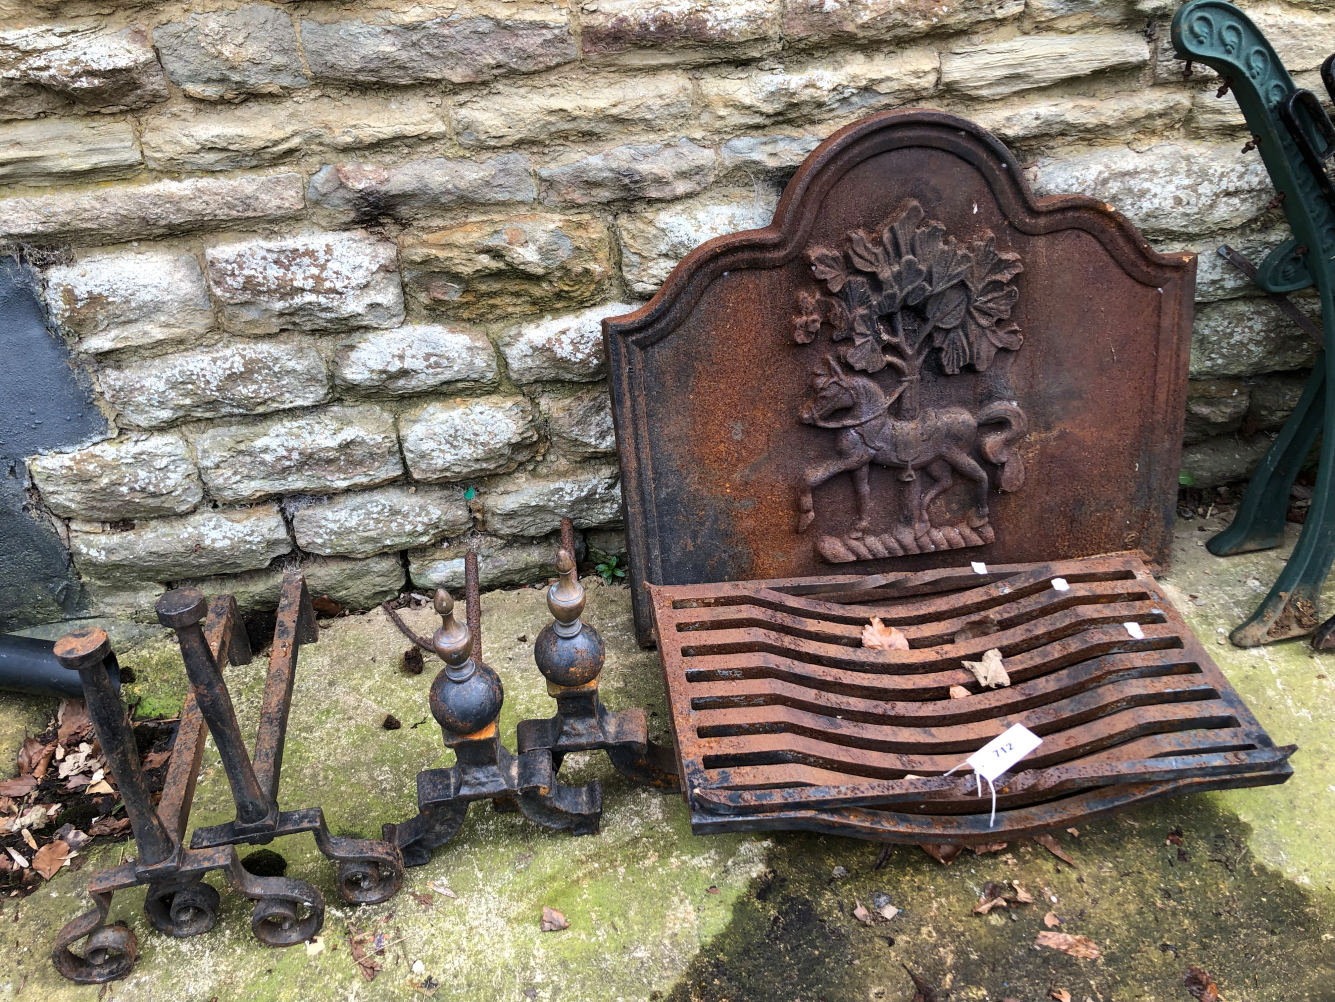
{"left": 1174, "top": 2, "right": 1335, "bottom": 646}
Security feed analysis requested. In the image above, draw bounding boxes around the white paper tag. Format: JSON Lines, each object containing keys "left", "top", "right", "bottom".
{"left": 971, "top": 561, "right": 988, "bottom": 574}
{"left": 967, "top": 723, "right": 1044, "bottom": 783}
{"left": 1123, "top": 621, "right": 1145, "bottom": 640}
{"left": 1051, "top": 577, "right": 1069, "bottom": 592}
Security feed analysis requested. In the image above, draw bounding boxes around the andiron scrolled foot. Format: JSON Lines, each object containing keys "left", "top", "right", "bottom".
{"left": 516, "top": 521, "right": 679, "bottom": 791}
{"left": 384, "top": 552, "right": 601, "bottom": 867}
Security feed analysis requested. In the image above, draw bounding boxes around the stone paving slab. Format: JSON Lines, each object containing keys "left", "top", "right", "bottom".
{"left": 2, "top": 518, "right": 1335, "bottom": 1001}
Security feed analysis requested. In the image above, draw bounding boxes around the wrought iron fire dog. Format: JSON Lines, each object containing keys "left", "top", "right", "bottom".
{"left": 516, "top": 520, "right": 679, "bottom": 790}
{"left": 383, "top": 552, "right": 601, "bottom": 867}
{"left": 50, "top": 570, "right": 402, "bottom": 984}
{"left": 1174, "top": 2, "right": 1335, "bottom": 646}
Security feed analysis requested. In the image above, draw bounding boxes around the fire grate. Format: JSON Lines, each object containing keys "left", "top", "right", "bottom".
{"left": 648, "top": 554, "right": 1293, "bottom": 842}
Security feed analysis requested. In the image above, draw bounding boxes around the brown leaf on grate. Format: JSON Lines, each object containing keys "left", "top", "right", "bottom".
{"left": 1034, "top": 832, "right": 1077, "bottom": 865}
{"left": 1036, "top": 930, "right": 1101, "bottom": 960}
{"left": 962, "top": 648, "right": 1009, "bottom": 688}
{"left": 540, "top": 906, "right": 570, "bottom": 932}
{"left": 948, "top": 684, "right": 971, "bottom": 699}
{"left": 862, "top": 618, "right": 909, "bottom": 651}
{"left": 1185, "top": 966, "right": 1221, "bottom": 1001}
{"left": 32, "top": 840, "right": 70, "bottom": 879}
{"left": 57, "top": 699, "right": 92, "bottom": 745}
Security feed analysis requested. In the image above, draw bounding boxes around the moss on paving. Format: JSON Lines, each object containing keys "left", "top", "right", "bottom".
{"left": 3, "top": 519, "right": 1335, "bottom": 1000}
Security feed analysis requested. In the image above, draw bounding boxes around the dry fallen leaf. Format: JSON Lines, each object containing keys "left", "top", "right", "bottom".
{"left": 862, "top": 618, "right": 910, "bottom": 651}
{"left": 954, "top": 616, "right": 1000, "bottom": 644}
{"left": 1033, "top": 832, "right": 1077, "bottom": 865}
{"left": 902, "top": 964, "right": 940, "bottom": 1002}
{"left": 1009, "top": 880, "right": 1035, "bottom": 904}
{"left": 949, "top": 685, "right": 971, "bottom": 699}
{"left": 973, "top": 896, "right": 1008, "bottom": 915}
{"left": 1051, "top": 991, "right": 1072, "bottom": 1002}
{"left": 920, "top": 843, "right": 962, "bottom": 865}
{"left": 1035, "top": 930, "right": 1101, "bottom": 960}
{"left": 962, "top": 648, "right": 1009, "bottom": 688}
{"left": 0, "top": 775, "right": 37, "bottom": 797}
{"left": 141, "top": 750, "right": 172, "bottom": 770}
{"left": 427, "top": 881, "right": 456, "bottom": 898}
{"left": 540, "top": 906, "right": 569, "bottom": 932}
{"left": 86, "top": 779, "right": 115, "bottom": 795}
{"left": 971, "top": 842, "right": 1008, "bottom": 855}
{"left": 33, "top": 840, "right": 70, "bottom": 879}
{"left": 410, "top": 891, "right": 434, "bottom": 908}
{"left": 57, "top": 700, "right": 92, "bottom": 745}
{"left": 853, "top": 900, "right": 875, "bottom": 925}
{"left": 349, "top": 931, "right": 381, "bottom": 982}
{"left": 54, "top": 824, "right": 92, "bottom": 851}
{"left": 21, "top": 828, "right": 37, "bottom": 850}
{"left": 305, "top": 936, "right": 325, "bottom": 957}
{"left": 7, "top": 846, "right": 29, "bottom": 868}
{"left": 1066, "top": 827, "right": 1079, "bottom": 837}
{"left": 18, "top": 738, "right": 55, "bottom": 780}
{"left": 89, "top": 816, "right": 131, "bottom": 837}
{"left": 1044, "top": 911, "right": 1062, "bottom": 927}
{"left": 1184, "top": 965, "right": 1221, "bottom": 1002}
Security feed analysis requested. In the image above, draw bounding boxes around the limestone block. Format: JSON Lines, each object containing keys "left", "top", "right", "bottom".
{"left": 206, "top": 230, "right": 404, "bottom": 335}
{"left": 190, "top": 405, "right": 404, "bottom": 503}
{"left": 617, "top": 187, "right": 780, "bottom": 296}
{"left": 0, "top": 172, "right": 304, "bottom": 242}
{"left": 1153, "top": 31, "right": 1216, "bottom": 85}
{"left": 0, "top": 120, "right": 141, "bottom": 186}
{"left": 585, "top": 527, "right": 626, "bottom": 561}
{"left": 333, "top": 323, "right": 498, "bottom": 396}
{"left": 454, "top": 71, "right": 693, "bottom": 147}
{"left": 500, "top": 303, "right": 634, "bottom": 384}
{"left": 1187, "top": 87, "right": 1247, "bottom": 134}
{"left": 408, "top": 531, "right": 573, "bottom": 590}
{"left": 154, "top": 5, "right": 308, "bottom": 101}
{"left": 973, "top": 91, "right": 1191, "bottom": 144}
{"left": 1162, "top": 225, "right": 1291, "bottom": 303}
{"left": 99, "top": 340, "right": 330, "bottom": 429}
{"left": 69, "top": 504, "right": 291, "bottom": 585}
{"left": 0, "top": 78, "right": 69, "bottom": 121}
{"left": 300, "top": 16, "right": 576, "bottom": 86}
{"left": 1026, "top": 0, "right": 1146, "bottom": 23}
{"left": 1190, "top": 297, "right": 1320, "bottom": 379}
{"left": 580, "top": 0, "right": 781, "bottom": 64}
{"left": 540, "top": 139, "right": 717, "bottom": 205}
{"left": 0, "top": 25, "right": 168, "bottom": 113}
{"left": 699, "top": 49, "right": 939, "bottom": 128}
{"left": 540, "top": 384, "right": 617, "bottom": 458}
{"left": 293, "top": 484, "right": 472, "bottom": 558}
{"left": 29, "top": 433, "right": 202, "bottom": 521}
{"left": 941, "top": 34, "right": 1149, "bottom": 100}
{"left": 480, "top": 466, "right": 622, "bottom": 537}
{"left": 400, "top": 213, "right": 612, "bottom": 321}
{"left": 1028, "top": 142, "right": 1272, "bottom": 238}
{"left": 784, "top": 0, "right": 1023, "bottom": 45}
{"left": 1183, "top": 379, "right": 1249, "bottom": 444}
{"left": 44, "top": 251, "right": 211, "bottom": 355}
{"left": 140, "top": 94, "right": 447, "bottom": 172}
{"left": 301, "top": 553, "right": 405, "bottom": 609}
{"left": 308, "top": 154, "right": 535, "bottom": 220}
{"left": 399, "top": 396, "right": 539, "bottom": 482}
{"left": 720, "top": 133, "right": 824, "bottom": 175}
{"left": 1179, "top": 433, "right": 1273, "bottom": 488}
{"left": 178, "top": 566, "right": 283, "bottom": 612}
{"left": 1156, "top": 7, "right": 1335, "bottom": 83}
{"left": 1248, "top": 372, "right": 1309, "bottom": 431}
{"left": 83, "top": 580, "right": 168, "bottom": 623}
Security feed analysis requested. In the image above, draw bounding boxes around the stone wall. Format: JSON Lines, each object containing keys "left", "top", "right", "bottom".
{"left": 1, "top": 0, "right": 1326, "bottom": 620}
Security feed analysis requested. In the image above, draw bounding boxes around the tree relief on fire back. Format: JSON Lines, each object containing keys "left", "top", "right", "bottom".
{"left": 791, "top": 199, "right": 1030, "bottom": 564}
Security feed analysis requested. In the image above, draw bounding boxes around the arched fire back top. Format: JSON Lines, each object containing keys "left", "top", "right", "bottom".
{"left": 604, "top": 110, "right": 1197, "bottom": 646}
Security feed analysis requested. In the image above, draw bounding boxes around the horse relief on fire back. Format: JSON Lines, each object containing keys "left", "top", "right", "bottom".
{"left": 791, "top": 199, "right": 1030, "bottom": 563}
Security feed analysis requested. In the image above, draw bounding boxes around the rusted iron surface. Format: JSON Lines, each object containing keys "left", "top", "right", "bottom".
{"left": 50, "top": 571, "right": 402, "bottom": 984}
{"left": 515, "top": 519, "right": 679, "bottom": 789}
{"left": 605, "top": 110, "right": 1196, "bottom": 645}
{"left": 648, "top": 554, "right": 1294, "bottom": 842}
{"left": 384, "top": 550, "right": 602, "bottom": 867}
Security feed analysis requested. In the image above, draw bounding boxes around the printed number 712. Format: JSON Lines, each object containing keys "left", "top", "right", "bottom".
{"left": 992, "top": 743, "right": 1014, "bottom": 757}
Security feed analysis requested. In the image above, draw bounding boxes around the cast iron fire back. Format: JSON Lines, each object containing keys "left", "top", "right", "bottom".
{"left": 604, "top": 110, "right": 1197, "bottom": 646}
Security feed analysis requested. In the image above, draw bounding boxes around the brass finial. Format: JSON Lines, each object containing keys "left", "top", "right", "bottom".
{"left": 548, "top": 548, "right": 585, "bottom": 638}
{"left": 433, "top": 589, "right": 474, "bottom": 677}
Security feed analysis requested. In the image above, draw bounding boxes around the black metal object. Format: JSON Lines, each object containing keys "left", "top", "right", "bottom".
{"left": 516, "top": 520, "right": 679, "bottom": 790}
{"left": 50, "top": 571, "right": 403, "bottom": 984}
{"left": 383, "top": 551, "right": 601, "bottom": 867}
{"left": 0, "top": 632, "right": 120, "bottom": 698}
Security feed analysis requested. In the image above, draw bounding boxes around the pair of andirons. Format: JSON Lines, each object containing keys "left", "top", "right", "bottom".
{"left": 384, "top": 520, "right": 678, "bottom": 865}
{"left": 49, "top": 524, "right": 676, "bottom": 983}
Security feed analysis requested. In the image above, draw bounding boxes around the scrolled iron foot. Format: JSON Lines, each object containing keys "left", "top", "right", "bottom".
{"left": 143, "top": 879, "right": 220, "bottom": 938}
{"left": 51, "top": 894, "right": 138, "bottom": 984}
{"left": 515, "top": 749, "right": 602, "bottom": 836}
{"left": 251, "top": 895, "right": 323, "bottom": 947}
{"left": 311, "top": 824, "right": 404, "bottom": 904}
{"left": 382, "top": 801, "right": 469, "bottom": 868}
